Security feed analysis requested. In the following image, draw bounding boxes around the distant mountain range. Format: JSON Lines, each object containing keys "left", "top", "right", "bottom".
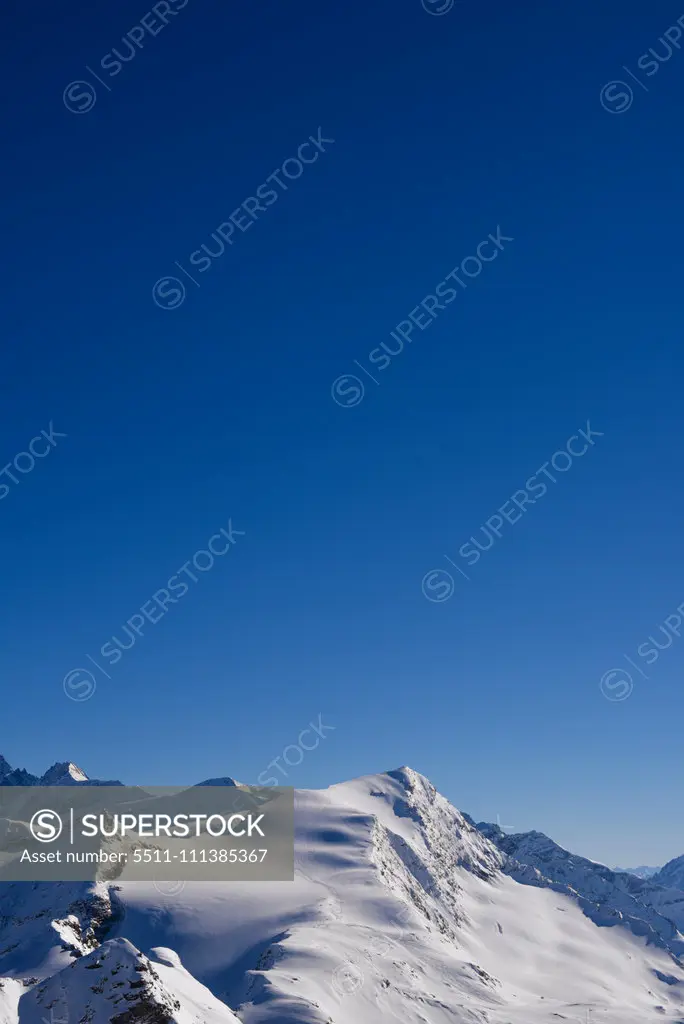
{"left": 615, "top": 865, "right": 662, "bottom": 879}
{"left": 1, "top": 756, "right": 684, "bottom": 1024}
{"left": 0, "top": 756, "right": 111, "bottom": 787}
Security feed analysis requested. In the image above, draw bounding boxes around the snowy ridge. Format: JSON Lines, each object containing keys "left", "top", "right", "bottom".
{"left": 17, "top": 938, "right": 242, "bottom": 1024}
{"left": 478, "top": 821, "right": 684, "bottom": 954}
{"left": 656, "top": 857, "right": 684, "bottom": 892}
{"left": 2, "top": 760, "right": 684, "bottom": 1023}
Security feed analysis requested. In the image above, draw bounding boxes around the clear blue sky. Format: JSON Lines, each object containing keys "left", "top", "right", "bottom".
{"left": 1, "top": 0, "right": 683, "bottom": 867}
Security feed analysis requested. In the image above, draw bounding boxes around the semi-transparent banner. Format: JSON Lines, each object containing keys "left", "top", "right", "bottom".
{"left": 0, "top": 785, "right": 294, "bottom": 881}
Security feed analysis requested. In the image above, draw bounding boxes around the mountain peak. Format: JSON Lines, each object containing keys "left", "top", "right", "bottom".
{"left": 385, "top": 764, "right": 434, "bottom": 791}
{"left": 40, "top": 761, "right": 89, "bottom": 785}
{"left": 0, "top": 757, "right": 121, "bottom": 787}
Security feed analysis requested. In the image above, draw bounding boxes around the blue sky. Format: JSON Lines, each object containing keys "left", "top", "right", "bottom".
{"left": 1, "top": 0, "right": 684, "bottom": 867}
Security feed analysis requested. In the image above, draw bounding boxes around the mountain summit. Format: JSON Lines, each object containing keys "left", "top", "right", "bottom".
{"left": 0, "top": 756, "right": 120, "bottom": 786}
{"left": 39, "top": 761, "right": 89, "bottom": 785}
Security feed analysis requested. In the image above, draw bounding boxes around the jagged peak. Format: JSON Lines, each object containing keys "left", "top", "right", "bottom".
{"left": 386, "top": 764, "right": 429, "bottom": 784}
{"left": 18, "top": 936, "right": 242, "bottom": 1024}
{"left": 0, "top": 756, "right": 125, "bottom": 787}
{"left": 40, "top": 761, "right": 89, "bottom": 785}
{"left": 0, "top": 756, "right": 89, "bottom": 786}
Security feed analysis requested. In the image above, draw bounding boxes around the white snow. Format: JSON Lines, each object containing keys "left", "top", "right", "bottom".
{"left": 0, "top": 979, "right": 23, "bottom": 1024}
{"left": 2, "top": 764, "right": 684, "bottom": 1024}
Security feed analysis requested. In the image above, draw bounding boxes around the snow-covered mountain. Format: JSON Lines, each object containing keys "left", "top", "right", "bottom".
{"left": 656, "top": 856, "right": 684, "bottom": 891}
{"left": 2, "top": 759, "right": 684, "bottom": 1024}
{"left": 0, "top": 757, "right": 121, "bottom": 787}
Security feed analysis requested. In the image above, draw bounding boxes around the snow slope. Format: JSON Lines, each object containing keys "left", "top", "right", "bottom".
{"left": 0, "top": 979, "right": 23, "bottom": 1024}
{"left": 479, "top": 821, "right": 684, "bottom": 950}
{"left": 2, "top": 761, "right": 684, "bottom": 1024}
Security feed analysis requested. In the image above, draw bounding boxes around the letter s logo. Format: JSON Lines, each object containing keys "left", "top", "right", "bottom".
{"left": 62, "top": 81, "right": 97, "bottom": 114}
{"left": 29, "top": 809, "right": 64, "bottom": 843}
